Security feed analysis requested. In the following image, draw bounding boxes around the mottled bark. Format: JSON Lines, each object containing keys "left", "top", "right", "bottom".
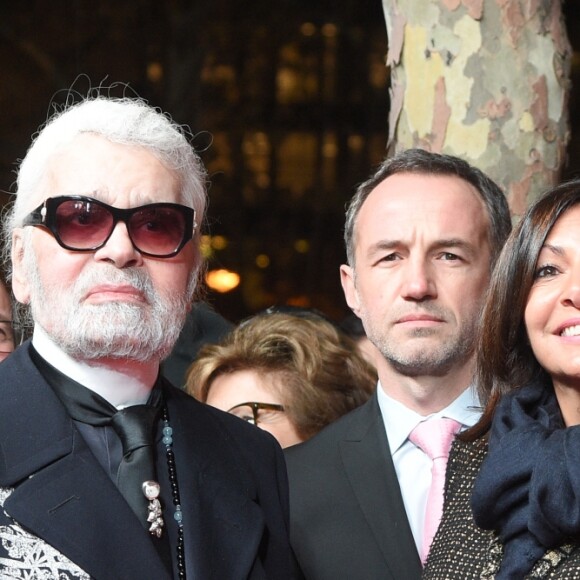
{"left": 382, "top": 0, "right": 571, "bottom": 213}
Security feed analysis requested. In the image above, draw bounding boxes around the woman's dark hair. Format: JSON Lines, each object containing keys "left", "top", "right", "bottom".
{"left": 466, "top": 179, "right": 580, "bottom": 439}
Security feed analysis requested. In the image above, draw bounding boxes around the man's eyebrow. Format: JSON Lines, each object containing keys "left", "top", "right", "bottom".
{"left": 365, "top": 238, "right": 475, "bottom": 256}
{"left": 70, "top": 190, "right": 159, "bottom": 205}
{"left": 364, "top": 240, "right": 401, "bottom": 258}
{"left": 431, "top": 238, "right": 475, "bottom": 251}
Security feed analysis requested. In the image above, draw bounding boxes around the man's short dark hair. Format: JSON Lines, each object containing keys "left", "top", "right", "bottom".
{"left": 344, "top": 148, "right": 512, "bottom": 267}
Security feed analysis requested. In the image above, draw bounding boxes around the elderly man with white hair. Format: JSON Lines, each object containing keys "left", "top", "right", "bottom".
{"left": 0, "top": 96, "right": 290, "bottom": 580}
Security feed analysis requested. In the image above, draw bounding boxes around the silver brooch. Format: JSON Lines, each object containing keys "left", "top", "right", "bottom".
{"left": 142, "top": 480, "right": 164, "bottom": 538}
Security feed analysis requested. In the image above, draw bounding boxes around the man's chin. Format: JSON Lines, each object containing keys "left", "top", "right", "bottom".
{"left": 400, "top": 327, "right": 445, "bottom": 339}
{"left": 57, "top": 335, "right": 171, "bottom": 363}
{"left": 387, "top": 343, "right": 472, "bottom": 376}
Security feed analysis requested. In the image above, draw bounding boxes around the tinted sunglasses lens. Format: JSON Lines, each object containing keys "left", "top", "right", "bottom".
{"left": 128, "top": 207, "right": 187, "bottom": 256}
{"left": 55, "top": 200, "right": 113, "bottom": 249}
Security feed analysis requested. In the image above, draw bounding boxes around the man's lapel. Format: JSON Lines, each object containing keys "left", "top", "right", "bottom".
{"left": 167, "top": 389, "right": 267, "bottom": 580}
{"left": 339, "top": 395, "right": 422, "bottom": 579}
{"left": 0, "top": 344, "right": 171, "bottom": 580}
{"left": 0, "top": 346, "right": 272, "bottom": 579}
{"left": 4, "top": 445, "right": 171, "bottom": 580}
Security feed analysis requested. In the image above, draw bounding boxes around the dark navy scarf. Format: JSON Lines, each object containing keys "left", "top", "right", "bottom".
{"left": 472, "top": 378, "right": 580, "bottom": 579}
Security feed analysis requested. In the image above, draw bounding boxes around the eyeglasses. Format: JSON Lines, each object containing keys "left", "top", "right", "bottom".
{"left": 227, "top": 402, "right": 286, "bottom": 426}
{"left": 0, "top": 320, "right": 30, "bottom": 354}
{"left": 22, "top": 196, "right": 197, "bottom": 258}
{"left": 0, "top": 320, "right": 16, "bottom": 355}
{"left": 0, "top": 319, "right": 14, "bottom": 354}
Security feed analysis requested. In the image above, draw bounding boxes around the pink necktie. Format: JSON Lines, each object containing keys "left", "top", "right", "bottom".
{"left": 409, "top": 417, "right": 461, "bottom": 564}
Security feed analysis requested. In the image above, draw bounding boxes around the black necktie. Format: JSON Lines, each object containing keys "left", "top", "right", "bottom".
{"left": 30, "top": 346, "right": 162, "bottom": 528}
{"left": 110, "top": 404, "right": 160, "bottom": 526}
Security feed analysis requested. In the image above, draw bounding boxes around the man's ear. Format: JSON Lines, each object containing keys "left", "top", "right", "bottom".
{"left": 340, "top": 264, "right": 361, "bottom": 316}
{"left": 11, "top": 230, "right": 31, "bottom": 305}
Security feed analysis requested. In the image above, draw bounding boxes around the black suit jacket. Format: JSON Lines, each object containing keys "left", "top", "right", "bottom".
{"left": 285, "top": 394, "right": 422, "bottom": 580}
{"left": 162, "top": 302, "right": 233, "bottom": 388}
{"left": 0, "top": 343, "right": 290, "bottom": 579}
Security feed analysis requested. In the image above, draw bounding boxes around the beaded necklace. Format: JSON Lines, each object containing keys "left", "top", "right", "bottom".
{"left": 161, "top": 406, "right": 186, "bottom": 580}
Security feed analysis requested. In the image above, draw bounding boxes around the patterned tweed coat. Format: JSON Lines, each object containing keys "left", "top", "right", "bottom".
{"left": 423, "top": 437, "right": 580, "bottom": 579}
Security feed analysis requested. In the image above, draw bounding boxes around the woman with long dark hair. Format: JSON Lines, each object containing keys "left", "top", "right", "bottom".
{"left": 425, "top": 179, "right": 580, "bottom": 579}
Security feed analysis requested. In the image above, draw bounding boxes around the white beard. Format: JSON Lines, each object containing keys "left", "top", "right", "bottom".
{"left": 24, "top": 250, "right": 193, "bottom": 363}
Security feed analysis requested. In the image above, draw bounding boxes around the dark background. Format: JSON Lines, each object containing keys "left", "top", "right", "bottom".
{"left": 1, "top": 1, "right": 579, "bottom": 324}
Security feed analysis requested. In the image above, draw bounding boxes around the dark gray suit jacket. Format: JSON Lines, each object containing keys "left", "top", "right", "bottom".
{"left": 285, "top": 394, "right": 422, "bottom": 580}
{"left": 0, "top": 343, "right": 290, "bottom": 579}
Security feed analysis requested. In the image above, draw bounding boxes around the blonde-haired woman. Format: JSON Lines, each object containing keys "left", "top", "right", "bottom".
{"left": 186, "top": 311, "right": 376, "bottom": 448}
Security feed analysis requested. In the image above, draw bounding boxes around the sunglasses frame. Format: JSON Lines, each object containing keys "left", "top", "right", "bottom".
{"left": 22, "top": 195, "right": 197, "bottom": 258}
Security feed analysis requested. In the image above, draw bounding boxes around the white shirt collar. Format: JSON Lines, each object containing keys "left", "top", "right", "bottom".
{"left": 32, "top": 325, "right": 154, "bottom": 408}
{"left": 377, "top": 380, "right": 482, "bottom": 456}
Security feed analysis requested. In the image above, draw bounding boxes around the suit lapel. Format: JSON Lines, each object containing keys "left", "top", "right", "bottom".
{"left": 166, "top": 389, "right": 266, "bottom": 580}
{"left": 0, "top": 345, "right": 171, "bottom": 580}
{"left": 340, "top": 396, "right": 422, "bottom": 579}
{"left": 5, "top": 443, "right": 171, "bottom": 580}
{"left": 0, "top": 347, "right": 272, "bottom": 579}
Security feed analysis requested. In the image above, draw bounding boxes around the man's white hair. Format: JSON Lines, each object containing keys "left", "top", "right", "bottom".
{"left": 5, "top": 96, "right": 208, "bottom": 271}
{"left": 5, "top": 96, "right": 208, "bottom": 330}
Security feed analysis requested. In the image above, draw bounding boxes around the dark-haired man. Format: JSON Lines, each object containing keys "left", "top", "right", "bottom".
{"left": 286, "top": 149, "right": 512, "bottom": 580}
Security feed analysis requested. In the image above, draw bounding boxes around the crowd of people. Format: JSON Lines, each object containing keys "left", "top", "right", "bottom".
{"left": 0, "top": 92, "right": 579, "bottom": 580}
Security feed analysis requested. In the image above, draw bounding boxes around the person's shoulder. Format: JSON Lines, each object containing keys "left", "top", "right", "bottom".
{"left": 285, "top": 396, "right": 376, "bottom": 462}
{"left": 448, "top": 434, "right": 488, "bottom": 477}
{"left": 0, "top": 342, "right": 43, "bottom": 393}
{"left": 166, "top": 382, "right": 282, "bottom": 452}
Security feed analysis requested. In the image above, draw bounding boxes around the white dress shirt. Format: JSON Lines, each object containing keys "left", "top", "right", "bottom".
{"left": 32, "top": 325, "right": 152, "bottom": 408}
{"left": 377, "top": 382, "right": 481, "bottom": 553}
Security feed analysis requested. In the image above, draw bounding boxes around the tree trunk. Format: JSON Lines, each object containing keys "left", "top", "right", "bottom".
{"left": 382, "top": 0, "right": 572, "bottom": 214}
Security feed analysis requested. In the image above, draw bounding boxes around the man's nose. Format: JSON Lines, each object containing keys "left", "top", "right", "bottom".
{"left": 93, "top": 222, "right": 144, "bottom": 268}
{"left": 400, "top": 258, "right": 437, "bottom": 301}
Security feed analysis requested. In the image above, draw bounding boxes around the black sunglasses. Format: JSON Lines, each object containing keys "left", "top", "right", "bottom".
{"left": 22, "top": 195, "right": 197, "bottom": 258}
